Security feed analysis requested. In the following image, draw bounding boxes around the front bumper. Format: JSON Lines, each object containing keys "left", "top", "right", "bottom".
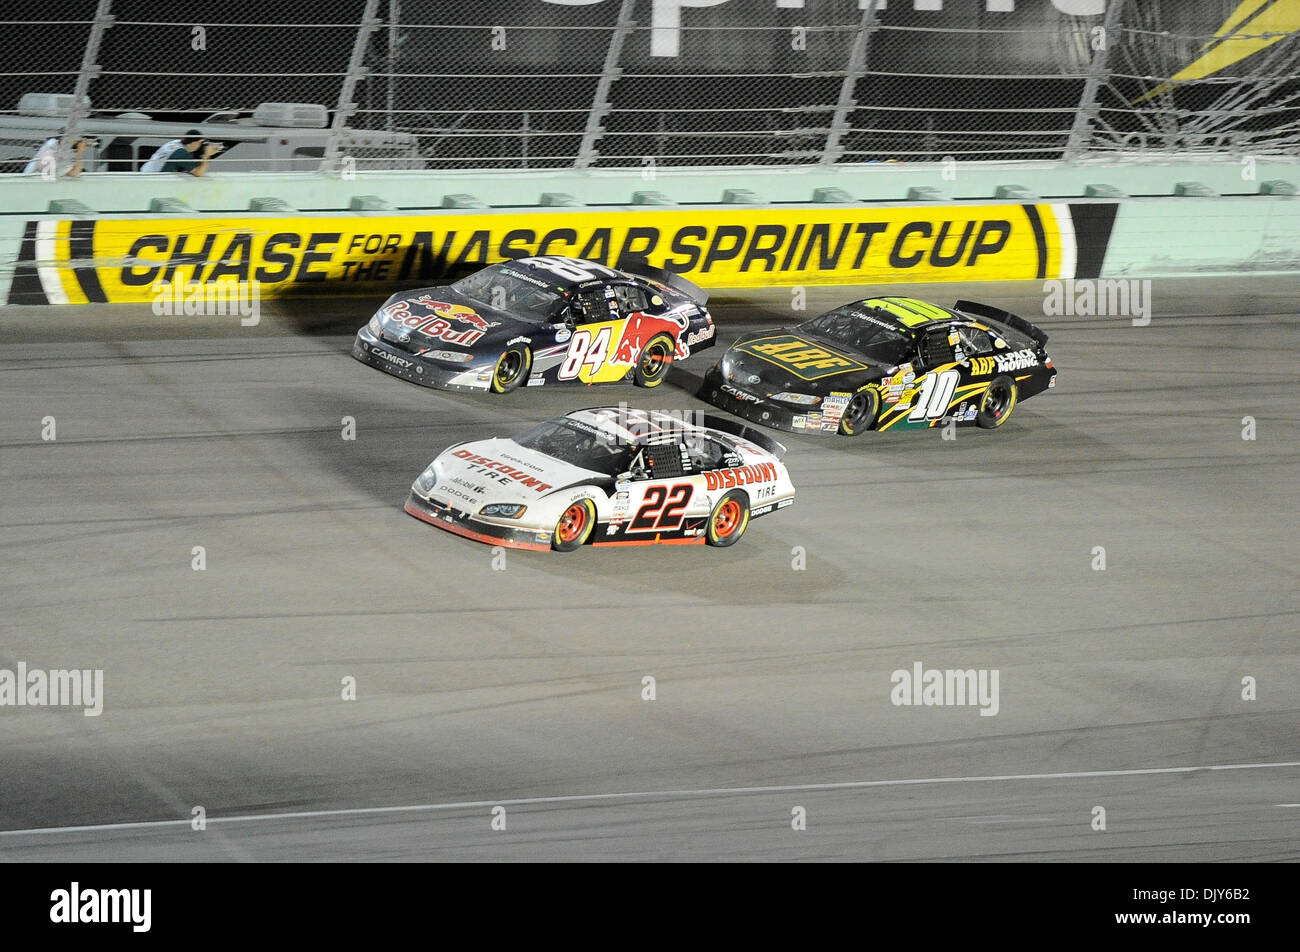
{"left": 701, "top": 366, "right": 837, "bottom": 435}
{"left": 352, "top": 327, "right": 489, "bottom": 392}
{"left": 404, "top": 490, "right": 552, "bottom": 551}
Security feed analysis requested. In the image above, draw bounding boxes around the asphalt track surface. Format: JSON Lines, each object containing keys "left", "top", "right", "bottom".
{"left": 1, "top": 277, "right": 1297, "bottom": 862}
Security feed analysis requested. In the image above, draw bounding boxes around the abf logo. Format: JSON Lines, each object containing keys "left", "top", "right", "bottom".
{"left": 541, "top": 1, "right": 1105, "bottom": 58}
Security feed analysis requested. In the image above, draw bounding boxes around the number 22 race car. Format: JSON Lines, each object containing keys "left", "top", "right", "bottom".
{"left": 404, "top": 407, "right": 796, "bottom": 552}
{"left": 703, "top": 296, "right": 1056, "bottom": 436}
{"left": 353, "top": 255, "right": 716, "bottom": 393}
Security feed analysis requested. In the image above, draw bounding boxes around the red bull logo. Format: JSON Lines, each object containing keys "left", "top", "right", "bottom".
{"left": 408, "top": 295, "right": 496, "bottom": 332}
{"left": 610, "top": 314, "right": 689, "bottom": 367}
{"left": 386, "top": 297, "right": 496, "bottom": 345}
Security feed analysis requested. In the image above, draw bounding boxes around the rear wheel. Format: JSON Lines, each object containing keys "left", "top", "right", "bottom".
{"left": 976, "top": 375, "right": 1018, "bottom": 428}
{"left": 633, "top": 333, "right": 675, "bottom": 388}
{"left": 552, "top": 499, "right": 596, "bottom": 552}
{"left": 838, "top": 387, "right": 880, "bottom": 436}
{"left": 490, "top": 344, "right": 532, "bottom": 394}
{"left": 706, "top": 491, "right": 750, "bottom": 547}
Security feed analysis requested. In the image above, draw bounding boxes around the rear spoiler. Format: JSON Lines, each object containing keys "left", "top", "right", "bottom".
{"left": 699, "top": 414, "right": 787, "bottom": 460}
{"left": 954, "top": 300, "right": 1049, "bottom": 349}
{"left": 616, "top": 257, "right": 710, "bottom": 306}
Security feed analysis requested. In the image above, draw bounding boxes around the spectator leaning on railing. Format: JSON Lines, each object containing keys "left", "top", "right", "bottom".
{"left": 140, "top": 131, "right": 223, "bottom": 176}
{"left": 23, "top": 132, "right": 93, "bottom": 177}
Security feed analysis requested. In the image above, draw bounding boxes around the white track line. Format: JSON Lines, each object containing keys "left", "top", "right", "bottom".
{"left": 3, "top": 760, "right": 1298, "bottom": 838}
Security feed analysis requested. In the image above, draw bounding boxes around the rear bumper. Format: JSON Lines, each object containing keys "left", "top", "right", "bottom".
{"left": 403, "top": 490, "right": 552, "bottom": 551}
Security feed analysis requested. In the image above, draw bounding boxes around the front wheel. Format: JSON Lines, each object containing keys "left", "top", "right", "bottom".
{"left": 976, "top": 375, "right": 1018, "bottom": 428}
{"left": 552, "top": 499, "right": 596, "bottom": 552}
{"left": 490, "top": 344, "right": 532, "bottom": 394}
{"left": 633, "top": 333, "right": 675, "bottom": 388}
{"left": 705, "top": 490, "right": 750, "bottom": 547}
{"left": 838, "top": 387, "right": 881, "bottom": 436}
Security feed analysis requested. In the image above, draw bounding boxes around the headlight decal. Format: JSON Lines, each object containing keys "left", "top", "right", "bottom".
{"left": 770, "top": 392, "right": 822, "bottom": 406}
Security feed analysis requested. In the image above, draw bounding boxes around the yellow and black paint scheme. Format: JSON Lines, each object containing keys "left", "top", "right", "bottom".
{"left": 703, "top": 295, "right": 1056, "bottom": 436}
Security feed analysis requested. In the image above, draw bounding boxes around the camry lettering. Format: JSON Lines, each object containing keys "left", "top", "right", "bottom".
{"left": 374, "top": 351, "right": 412, "bottom": 368}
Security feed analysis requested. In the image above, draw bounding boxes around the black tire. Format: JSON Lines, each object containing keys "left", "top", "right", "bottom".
{"left": 705, "top": 490, "right": 750, "bottom": 547}
{"left": 838, "top": 387, "right": 881, "bottom": 436}
{"left": 976, "top": 375, "right": 1018, "bottom": 428}
{"left": 632, "top": 333, "right": 675, "bottom": 388}
{"left": 489, "top": 344, "right": 532, "bottom": 394}
{"left": 552, "top": 498, "right": 596, "bottom": 552}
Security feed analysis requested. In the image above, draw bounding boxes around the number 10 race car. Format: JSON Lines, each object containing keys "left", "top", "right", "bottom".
{"left": 703, "top": 296, "right": 1056, "bottom": 436}
{"left": 353, "top": 256, "right": 716, "bottom": 393}
{"left": 404, "top": 407, "right": 796, "bottom": 551}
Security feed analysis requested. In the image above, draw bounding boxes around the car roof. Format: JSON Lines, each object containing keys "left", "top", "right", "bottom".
{"left": 851, "top": 296, "right": 960, "bottom": 328}
{"left": 494, "top": 256, "right": 636, "bottom": 294}
{"left": 562, "top": 407, "right": 718, "bottom": 446}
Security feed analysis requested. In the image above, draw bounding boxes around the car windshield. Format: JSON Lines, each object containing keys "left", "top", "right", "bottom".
{"left": 513, "top": 420, "right": 634, "bottom": 475}
{"left": 451, "top": 263, "right": 566, "bottom": 319}
{"left": 799, "top": 305, "right": 914, "bottom": 364}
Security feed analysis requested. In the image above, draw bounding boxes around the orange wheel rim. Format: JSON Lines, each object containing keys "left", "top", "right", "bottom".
{"left": 558, "top": 503, "right": 588, "bottom": 542}
{"left": 714, "top": 499, "right": 741, "bottom": 537}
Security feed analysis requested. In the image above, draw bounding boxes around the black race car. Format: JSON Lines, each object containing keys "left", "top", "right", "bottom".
{"left": 702, "top": 296, "right": 1056, "bottom": 436}
{"left": 353, "top": 255, "right": 716, "bottom": 393}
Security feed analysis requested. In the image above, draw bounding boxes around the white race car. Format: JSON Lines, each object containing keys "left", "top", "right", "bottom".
{"left": 405, "top": 406, "right": 796, "bottom": 551}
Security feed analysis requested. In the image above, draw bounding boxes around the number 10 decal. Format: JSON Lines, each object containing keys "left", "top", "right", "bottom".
{"left": 908, "top": 369, "right": 960, "bottom": 421}
{"left": 628, "top": 483, "right": 693, "bottom": 532}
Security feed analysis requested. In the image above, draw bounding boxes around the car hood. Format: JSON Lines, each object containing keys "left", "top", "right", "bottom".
{"left": 725, "top": 329, "right": 885, "bottom": 393}
{"left": 419, "top": 438, "right": 605, "bottom": 510}
{"left": 377, "top": 287, "right": 539, "bottom": 351}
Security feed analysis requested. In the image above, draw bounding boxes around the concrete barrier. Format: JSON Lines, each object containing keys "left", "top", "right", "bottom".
{"left": 2, "top": 158, "right": 1296, "bottom": 305}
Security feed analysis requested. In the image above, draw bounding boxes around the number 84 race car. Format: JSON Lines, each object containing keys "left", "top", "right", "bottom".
{"left": 354, "top": 256, "right": 716, "bottom": 393}
{"left": 405, "top": 407, "right": 796, "bottom": 552}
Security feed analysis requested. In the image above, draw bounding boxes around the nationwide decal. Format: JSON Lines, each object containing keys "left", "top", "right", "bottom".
{"left": 8, "top": 203, "right": 1117, "bottom": 304}
{"left": 703, "top": 462, "right": 778, "bottom": 492}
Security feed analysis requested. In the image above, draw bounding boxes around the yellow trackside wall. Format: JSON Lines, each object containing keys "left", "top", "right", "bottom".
{"left": 50, "top": 204, "right": 1068, "bottom": 303}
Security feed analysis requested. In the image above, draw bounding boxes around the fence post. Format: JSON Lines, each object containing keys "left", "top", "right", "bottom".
{"left": 386, "top": 0, "right": 399, "bottom": 133}
{"left": 1063, "top": 0, "right": 1126, "bottom": 161}
{"left": 324, "top": 0, "right": 382, "bottom": 173}
{"left": 820, "top": 4, "right": 879, "bottom": 167}
{"left": 575, "top": 0, "right": 636, "bottom": 170}
{"left": 62, "top": 0, "right": 114, "bottom": 169}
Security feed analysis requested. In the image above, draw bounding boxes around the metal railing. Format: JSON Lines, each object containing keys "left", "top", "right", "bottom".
{"left": 0, "top": 0, "right": 1295, "bottom": 174}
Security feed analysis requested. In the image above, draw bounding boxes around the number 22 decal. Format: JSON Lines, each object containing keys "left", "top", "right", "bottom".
{"left": 908, "top": 369, "right": 960, "bottom": 421}
{"left": 628, "top": 484, "right": 693, "bottom": 532}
